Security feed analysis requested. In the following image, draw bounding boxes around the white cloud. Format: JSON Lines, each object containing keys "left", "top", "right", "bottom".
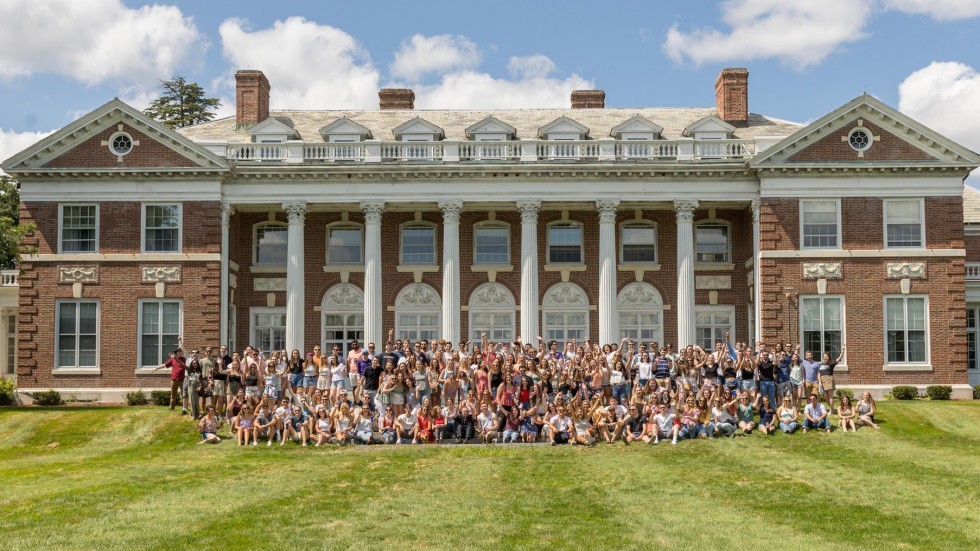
{"left": 219, "top": 17, "right": 380, "bottom": 109}
{"left": 0, "top": 128, "right": 56, "bottom": 172}
{"left": 885, "top": 0, "right": 980, "bottom": 21}
{"left": 507, "top": 55, "right": 557, "bottom": 80}
{"left": 663, "top": 0, "right": 873, "bottom": 68}
{"left": 414, "top": 69, "right": 592, "bottom": 110}
{"left": 0, "top": 0, "right": 203, "bottom": 88}
{"left": 390, "top": 34, "right": 479, "bottom": 81}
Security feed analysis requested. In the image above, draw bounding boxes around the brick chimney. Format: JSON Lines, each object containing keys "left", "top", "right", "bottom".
{"left": 571, "top": 90, "right": 605, "bottom": 109}
{"left": 715, "top": 68, "right": 749, "bottom": 126}
{"left": 379, "top": 88, "right": 415, "bottom": 110}
{"left": 235, "top": 70, "right": 271, "bottom": 129}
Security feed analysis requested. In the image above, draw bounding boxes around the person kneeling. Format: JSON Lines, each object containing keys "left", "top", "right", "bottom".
{"left": 197, "top": 407, "right": 222, "bottom": 444}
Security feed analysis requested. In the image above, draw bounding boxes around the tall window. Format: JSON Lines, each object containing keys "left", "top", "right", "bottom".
{"left": 251, "top": 308, "right": 286, "bottom": 353}
{"left": 695, "top": 307, "right": 733, "bottom": 349}
{"left": 469, "top": 283, "right": 516, "bottom": 342}
{"left": 800, "top": 296, "right": 843, "bottom": 360}
{"left": 56, "top": 301, "right": 98, "bottom": 369}
{"left": 695, "top": 222, "right": 729, "bottom": 263}
{"left": 327, "top": 225, "right": 363, "bottom": 264}
{"left": 617, "top": 282, "right": 663, "bottom": 343}
{"left": 143, "top": 204, "right": 181, "bottom": 252}
{"left": 139, "top": 300, "right": 181, "bottom": 368}
{"left": 885, "top": 296, "right": 927, "bottom": 364}
{"left": 968, "top": 307, "right": 978, "bottom": 372}
{"left": 323, "top": 313, "right": 364, "bottom": 357}
{"left": 401, "top": 224, "right": 436, "bottom": 264}
{"left": 542, "top": 283, "right": 589, "bottom": 341}
{"left": 801, "top": 200, "right": 839, "bottom": 249}
{"left": 6, "top": 314, "right": 15, "bottom": 375}
{"left": 60, "top": 204, "right": 98, "bottom": 252}
{"left": 474, "top": 224, "right": 509, "bottom": 264}
{"left": 620, "top": 222, "right": 657, "bottom": 263}
{"left": 395, "top": 284, "right": 441, "bottom": 342}
{"left": 548, "top": 223, "right": 583, "bottom": 264}
{"left": 254, "top": 223, "right": 287, "bottom": 265}
{"left": 885, "top": 199, "right": 924, "bottom": 248}
{"left": 397, "top": 313, "right": 440, "bottom": 341}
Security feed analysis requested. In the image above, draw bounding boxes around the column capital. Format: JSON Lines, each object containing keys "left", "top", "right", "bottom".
{"left": 221, "top": 202, "right": 236, "bottom": 227}
{"left": 282, "top": 201, "right": 308, "bottom": 225}
{"left": 750, "top": 199, "right": 760, "bottom": 223}
{"left": 516, "top": 199, "right": 541, "bottom": 223}
{"left": 360, "top": 200, "right": 385, "bottom": 224}
{"left": 673, "top": 200, "right": 699, "bottom": 222}
{"left": 595, "top": 199, "right": 620, "bottom": 223}
{"left": 438, "top": 200, "right": 464, "bottom": 223}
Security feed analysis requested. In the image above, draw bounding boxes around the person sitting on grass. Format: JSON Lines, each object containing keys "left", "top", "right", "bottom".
{"left": 415, "top": 407, "right": 434, "bottom": 444}
{"left": 712, "top": 394, "right": 738, "bottom": 438}
{"left": 236, "top": 405, "right": 255, "bottom": 446}
{"left": 396, "top": 408, "right": 419, "bottom": 444}
{"left": 333, "top": 402, "right": 355, "bottom": 445}
{"left": 549, "top": 405, "right": 573, "bottom": 445}
{"left": 837, "top": 395, "right": 856, "bottom": 433}
{"left": 621, "top": 404, "right": 648, "bottom": 445}
{"left": 777, "top": 397, "right": 799, "bottom": 434}
{"left": 256, "top": 404, "right": 278, "bottom": 446}
{"left": 652, "top": 403, "right": 680, "bottom": 445}
{"left": 502, "top": 407, "right": 521, "bottom": 444}
{"left": 477, "top": 403, "right": 497, "bottom": 444}
{"left": 855, "top": 392, "right": 880, "bottom": 430}
{"left": 353, "top": 405, "right": 374, "bottom": 445}
{"left": 431, "top": 406, "right": 447, "bottom": 443}
{"left": 283, "top": 406, "right": 310, "bottom": 446}
{"left": 311, "top": 408, "right": 332, "bottom": 447}
{"left": 803, "top": 394, "right": 830, "bottom": 433}
{"left": 735, "top": 391, "right": 759, "bottom": 435}
{"left": 520, "top": 407, "right": 540, "bottom": 443}
{"left": 757, "top": 395, "right": 776, "bottom": 435}
{"left": 197, "top": 406, "right": 222, "bottom": 444}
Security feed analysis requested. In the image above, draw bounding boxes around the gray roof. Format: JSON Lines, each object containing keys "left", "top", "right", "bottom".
{"left": 965, "top": 185, "right": 980, "bottom": 223}
{"left": 178, "top": 108, "right": 802, "bottom": 143}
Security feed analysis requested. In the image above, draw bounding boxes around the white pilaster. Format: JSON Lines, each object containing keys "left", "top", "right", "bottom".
{"left": 220, "top": 202, "right": 235, "bottom": 346}
{"left": 752, "top": 199, "right": 762, "bottom": 344}
{"left": 439, "top": 201, "right": 463, "bottom": 343}
{"left": 517, "top": 200, "right": 541, "bottom": 342}
{"left": 361, "top": 201, "right": 385, "bottom": 345}
{"left": 674, "top": 200, "right": 698, "bottom": 347}
{"left": 596, "top": 199, "right": 620, "bottom": 345}
{"left": 283, "top": 201, "right": 307, "bottom": 353}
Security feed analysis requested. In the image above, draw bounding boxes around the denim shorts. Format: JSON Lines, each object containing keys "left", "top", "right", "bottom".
{"left": 739, "top": 380, "right": 756, "bottom": 391}
{"left": 304, "top": 376, "right": 317, "bottom": 388}
{"left": 289, "top": 373, "right": 304, "bottom": 388}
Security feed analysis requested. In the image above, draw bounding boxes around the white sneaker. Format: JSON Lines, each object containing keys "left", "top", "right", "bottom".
{"left": 251, "top": 441, "right": 257, "bottom": 446}
{"left": 315, "top": 442, "right": 321, "bottom": 447}
{"left": 267, "top": 441, "right": 272, "bottom": 447}
{"left": 302, "top": 442, "right": 307, "bottom": 447}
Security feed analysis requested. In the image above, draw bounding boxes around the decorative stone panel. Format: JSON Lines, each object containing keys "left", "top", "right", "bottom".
{"left": 254, "top": 277, "right": 286, "bottom": 292}
{"left": 141, "top": 266, "right": 180, "bottom": 282}
{"left": 887, "top": 262, "right": 925, "bottom": 279}
{"left": 802, "top": 262, "right": 842, "bottom": 279}
{"left": 59, "top": 266, "right": 97, "bottom": 283}
{"left": 695, "top": 274, "right": 731, "bottom": 290}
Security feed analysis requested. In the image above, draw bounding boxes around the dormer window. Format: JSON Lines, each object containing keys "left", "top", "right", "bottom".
{"left": 392, "top": 116, "right": 445, "bottom": 142}
{"left": 538, "top": 116, "right": 589, "bottom": 141}
{"left": 682, "top": 114, "right": 735, "bottom": 140}
{"left": 466, "top": 116, "right": 516, "bottom": 142}
{"left": 248, "top": 117, "right": 297, "bottom": 143}
{"left": 319, "top": 117, "right": 372, "bottom": 143}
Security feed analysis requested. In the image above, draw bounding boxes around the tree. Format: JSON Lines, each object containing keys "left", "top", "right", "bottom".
{"left": 143, "top": 76, "right": 221, "bottom": 129}
{"left": 0, "top": 176, "right": 36, "bottom": 269}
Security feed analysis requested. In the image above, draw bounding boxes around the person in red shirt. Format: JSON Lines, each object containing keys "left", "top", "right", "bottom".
{"left": 154, "top": 347, "right": 188, "bottom": 413}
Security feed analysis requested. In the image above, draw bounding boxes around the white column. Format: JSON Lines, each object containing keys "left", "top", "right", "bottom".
{"left": 752, "top": 199, "right": 762, "bottom": 343}
{"left": 219, "top": 202, "right": 234, "bottom": 346}
{"left": 361, "top": 201, "right": 385, "bottom": 345}
{"left": 674, "top": 200, "right": 699, "bottom": 347}
{"left": 517, "top": 200, "right": 541, "bottom": 342}
{"left": 596, "top": 199, "right": 620, "bottom": 345}
{"left": 283, "top": 201, "right": 307, "bottom": 353}
{"left": 440, "top": 200, "right": 463, "bottom": 343}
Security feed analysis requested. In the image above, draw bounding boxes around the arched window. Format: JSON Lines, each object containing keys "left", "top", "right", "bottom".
{"left": 321, "top": 283, "right": 364, "bottom": 358}
{"left": 694, "top": 220, "right": 731, "bottom": 264}
{"left": 253, "top": 221, "right": 288, "bottom": 265}
{"left": 618, "top": 282, "right": 663, "bottom": 344}
{"left": 542, "top": 283, "right": 589, "bottom": 341}
{"left": 395, "top": 283, "right": 441, "bottom": 341}
{"left": 620, "top": 221, "right": 657, "bottom": 264}
{"left": 468, "top": 283, "right": 516, "bottom": 342}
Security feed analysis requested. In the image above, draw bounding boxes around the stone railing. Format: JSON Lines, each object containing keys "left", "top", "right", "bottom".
{"left": 0, "top": 270, "right": 17, "bottom": 286}
{"left": 967, "top": 262, "right": 980, "bottom": 280}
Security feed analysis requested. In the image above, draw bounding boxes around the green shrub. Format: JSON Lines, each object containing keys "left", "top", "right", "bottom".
{"left": 125, "top": 389, "right": 149, "bottom": 406}
{"left": 835, "top": 388, "right": 854, "bottom": 402}
{"left": 974, "top": 385, "right": 980, "bottom": 400}
{"left": 0, "top": 377, "right": 16, "bottom": 405}
{"left": 150, "top": 390, "right": 171, "bottom": 407}
{"left": 32, "top": 389, "right": 64, "bottom": 406}
{"left": 925, "top": 385, "right": 952, "bottom": 401}
{"left": 891, "top": 386, "right": 919, "bottom": 400}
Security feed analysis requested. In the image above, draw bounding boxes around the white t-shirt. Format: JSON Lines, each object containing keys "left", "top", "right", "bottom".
{"left": 654, "top": 412, "right": 676, "bottom": 434}
{"left": 550, "top": 414, "right": 572, "bottom": 432}
{"left": 637, "top": 361, "right": 653, "bottom": 380}
{"left": 397, "top": 413, "right": 418, "bottom": 432}
{"left": 478, "top": 411, "right": 496, "bottom": 431}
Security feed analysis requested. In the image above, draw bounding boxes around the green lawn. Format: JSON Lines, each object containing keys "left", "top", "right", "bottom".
{"left": 1, "top": 402, "right": 979, "bottom": 550}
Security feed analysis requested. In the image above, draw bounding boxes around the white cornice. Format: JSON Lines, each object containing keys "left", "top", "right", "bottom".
{"left": 761, "top": 249, "right": 964, "bottom": 259}
{"left": 29, "top": 253, "right": 221, "bottom": 262}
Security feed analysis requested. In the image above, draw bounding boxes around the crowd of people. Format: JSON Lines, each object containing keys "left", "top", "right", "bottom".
{"left": 153, "top": 331, "right": 881, "bottom": 447}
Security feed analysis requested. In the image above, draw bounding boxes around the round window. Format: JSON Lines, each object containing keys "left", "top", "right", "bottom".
{"left": 108, "top": 132, "right": 134, "bottom": 156}
{"left": 847, "top": 128, "right": 872, "bottom": 152}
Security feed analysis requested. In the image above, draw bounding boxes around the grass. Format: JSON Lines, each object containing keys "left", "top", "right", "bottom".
{"left": 1, "top": 402, "right": 979, "bottom": 550}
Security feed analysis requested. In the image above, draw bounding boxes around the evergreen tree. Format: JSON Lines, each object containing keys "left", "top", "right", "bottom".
{"left": 143, "top": 76, "right": 221, "bottom": 129}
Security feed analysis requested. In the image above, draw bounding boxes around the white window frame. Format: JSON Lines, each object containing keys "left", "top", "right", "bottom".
{"left": 250, "top": 307, "right": 287, "bottom": 354}
{"left": 800, "top": 199, "right": 841, "bottom": 250}
{"left": 399, "top": 221, "right": 438, "bottom": 265}
{"left": 55, "top": 299, "right": 100, "bottom": 372}
{"left": 58, "top": 203, "right": 99, "bottom": 254}
{"left": 228, "top": 304, "right": 237, "bottom": 356}
{"left": 141, "top": 203, "right": 182, "bottom": 254}
{"left": 694, "top": 220, "right": 731, "bottom": 264}
{"left": 5, "top": 313, "right": 16, "bottom": 377}
{"left": 694, "top": 305, "right": 735, "bottom": 350}
{"left": 322, "top": 311, "right": 364, "bottom": 359}
{"left": 547, "top": 221, "right": 584, "bottom": 265}
{"left": 542, "top": 309, "right": 589, "bottom": 342}
{"left": 326, "top": 222, "right": 364, "bottom": 265}
{"left": 968, "top": 305, "right": 980, "bottom": 372}
{"left": 137, "top": 299, "right": 183, "bottom": 372}
{"left": 395, "top": 309, "right": 441, "bottom": 342}
{"left": 252, "top": 221, "right": 289, "bottom": 266}
{"left": 618, "top": 309, "right": 662, "bottom": 345}
{"left": 473, "top": 221, "right": 511, "bottom": 265}
{"left": 469, "top": 311, "right": 515, "bottom": 342}
{"left": 619, "top": 220, "right": 658, "bottom": 264}
{"left": 883, "top": 198, "right": 925, "bottom": 249}
{"left": 799, "top": 295, "right": 846, "bottom": 369}
{"left": 883, "top": 295, "right": 930, "bottom": 370}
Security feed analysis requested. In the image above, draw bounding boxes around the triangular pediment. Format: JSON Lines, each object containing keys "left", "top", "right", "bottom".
{"left": 392, "top": 116, "right": 445, "bottom": 139}
{"left": 538, "top": 116, "right": 589, "bottom": 138}
{"left": 750, "top": 94, "right": 980, "bottom": 168}
{"left": 1, "top": 98, "right": 229, "bottom": 173}
{"left": 682, "top": 115, "right": 735, "bottom": 137}
{"left": 318, "top": 117, "right": 373, "bottom": 139}
{"left": 465, "top": 116, "right": 517, "bottom": 138}
{"left": 610, "top": 115, "right": 663, "bottom": 138}
{"left": 249, "top": 117, "right": 297, "bottom": 139}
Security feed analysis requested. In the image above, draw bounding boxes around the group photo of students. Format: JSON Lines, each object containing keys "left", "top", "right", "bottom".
{"left": 154, "top": 330, "right": 881, "bottom": 448}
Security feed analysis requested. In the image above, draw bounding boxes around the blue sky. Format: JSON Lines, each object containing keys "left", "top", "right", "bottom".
{"left": 3, "top": 0, "right": 980, "bottom": 181}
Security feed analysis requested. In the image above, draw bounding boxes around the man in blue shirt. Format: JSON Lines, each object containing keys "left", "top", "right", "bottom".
{"left": 801, "top": 351, "right": 821, "bottom": 399}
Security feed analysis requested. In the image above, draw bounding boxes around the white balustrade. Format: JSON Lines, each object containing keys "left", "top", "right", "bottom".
{"left": 458, "top": 142, "right": 521, "bottom": 161}
{"left": 380, "top": 142, "right": 443, "bottom": 161}
{"left": 225, "top": 144, "right": 287, "bottom": 161}
{"left": 303, "top": 143, "right": 363, "bottom": 161}
{"left": 0, "top": 270, "right": 17, "bottom": 286}
{"left": 536, "top": 141, "right": 601, "bottom": 160}
{"left": 615, "top": 141, "right": 679, "bottom": 160}
{"left": 694, "top": 139, "right": 753, "bottom": 160}
{"left": 967, "top": 263, "right": 980, "bottom": 280}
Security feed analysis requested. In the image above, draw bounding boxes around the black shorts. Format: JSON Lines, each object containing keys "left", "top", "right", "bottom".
{"left": 554, "top": 432, "right": 570, "bottom": 444}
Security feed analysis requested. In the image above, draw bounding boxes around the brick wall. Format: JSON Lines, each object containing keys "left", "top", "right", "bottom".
{"left": 788, "top": 120, "right": 934, "bottom": 163}
{"left": 45, "top": 124, "right": 199, "bottom": 168}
